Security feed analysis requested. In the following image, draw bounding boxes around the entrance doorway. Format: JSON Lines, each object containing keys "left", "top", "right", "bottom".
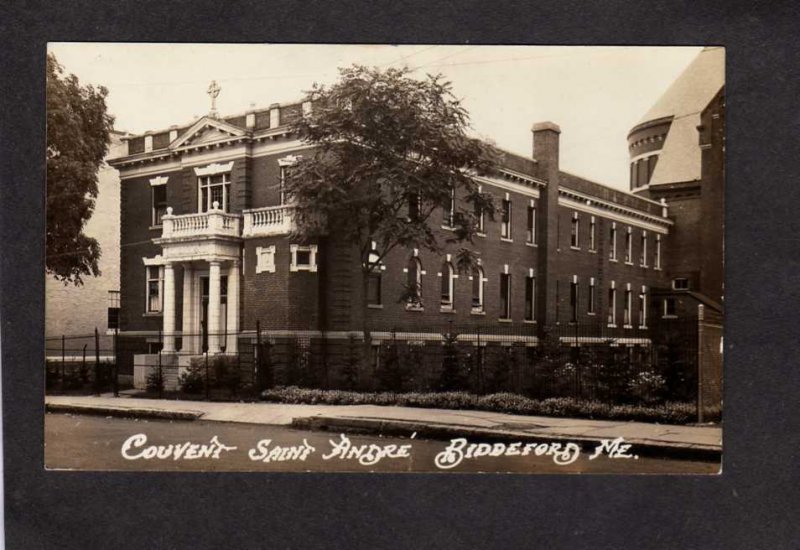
{"left": 199, "top": 275, "right": 228, "bottom": 352}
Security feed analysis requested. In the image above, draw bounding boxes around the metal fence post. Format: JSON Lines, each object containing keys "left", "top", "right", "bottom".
{"left": 158, "top": 329, "right": 163, "bottom": 398}
{"left": 113, "top": 327, "right": 119, "bottom": 397}
{"left": 205, "top": 351, "right": 210, "bottom": 401}
{"left": 255, "top": 320, "right": 262, "bottom": 392}
{"left": 61, "top": 335, "right": 65, "bottom": 392}
{"left": 94, "top": 327, "right": 100, "bottom": 394}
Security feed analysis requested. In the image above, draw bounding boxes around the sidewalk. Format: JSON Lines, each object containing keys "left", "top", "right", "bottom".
{"left": 45, "top": 394, "right": 721, "bottom": 459}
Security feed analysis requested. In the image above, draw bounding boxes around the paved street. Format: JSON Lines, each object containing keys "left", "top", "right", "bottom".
{"left": 46, "top": 413, "right": 719, "bottom": 473}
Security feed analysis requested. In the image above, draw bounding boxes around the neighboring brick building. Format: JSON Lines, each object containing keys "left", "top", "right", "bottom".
{"left": 627, "top": 47, "right": 725, "bottom": 317}
{"left": 46, "top": 131, "right": 127, "bottom": 344}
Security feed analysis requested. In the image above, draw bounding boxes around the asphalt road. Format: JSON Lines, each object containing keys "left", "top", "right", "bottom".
{"left": 45, "top": 413, "right": 719, "bottom": 474}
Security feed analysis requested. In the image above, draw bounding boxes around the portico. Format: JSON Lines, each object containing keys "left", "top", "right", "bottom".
{"left": 154, "top": 205, "right": 242, "bottom": 355}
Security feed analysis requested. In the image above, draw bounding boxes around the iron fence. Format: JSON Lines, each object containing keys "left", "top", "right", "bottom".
{"left": 45, "top": 317, "right": 704, "bottom": 409}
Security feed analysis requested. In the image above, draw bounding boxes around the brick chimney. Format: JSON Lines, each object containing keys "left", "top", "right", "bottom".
{"left": 532, "top": 121, "right": 561, "bottom": 326}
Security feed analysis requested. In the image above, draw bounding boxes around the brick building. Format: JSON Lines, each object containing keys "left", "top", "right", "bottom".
{"left": 108, "top": 53, "right": 723, "bottom": 389}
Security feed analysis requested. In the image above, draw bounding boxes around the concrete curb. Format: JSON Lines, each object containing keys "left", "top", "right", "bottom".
{"left": 46, "top": 403, "right": 204, "bottom": 422}
{"left": 292, "top": 416, "right": 722, "bottom": 462}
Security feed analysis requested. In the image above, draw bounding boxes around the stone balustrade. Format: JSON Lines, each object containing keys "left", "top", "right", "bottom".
{"left": 242, "top": 205, "right": 296, "bottom": 237}
{"left": 161, "top": 203, "right": 242, "bottom": 239}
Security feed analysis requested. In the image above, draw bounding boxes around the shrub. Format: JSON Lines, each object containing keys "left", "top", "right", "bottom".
{"left": 179, "top": 363, "right": 205, "bottom": 394}
{"left": 145, "top": 367, "right": 164, "bottom": 394}
{"left": 260, "top": 386, "right": 702, "bottom": 424}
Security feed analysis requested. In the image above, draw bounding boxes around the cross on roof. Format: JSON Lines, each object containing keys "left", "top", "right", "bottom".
{"left": 207, "top": 80, "right": 221, "bottom": 118}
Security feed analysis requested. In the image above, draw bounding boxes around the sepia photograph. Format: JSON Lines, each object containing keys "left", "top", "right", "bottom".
{"left": 43, "top": 43, "right": 724, "bottom": 474}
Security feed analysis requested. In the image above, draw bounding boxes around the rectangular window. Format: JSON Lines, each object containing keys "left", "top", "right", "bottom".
{"left": 655, "top": 235, "right": 662, "bottom": 269}
{"left": 624, "top": 287, "right": 632, "bottom": 326}
{"left": 107, "top": 290, "right": 120, "bottom": 329}
{"left": 663, "top": 297, "right": 677, "bottom": 317}
{"left": 279, "top": 166, "right": 287, "bottom": 205}
{"left": 570, "top": 213, "right": 580, "bottom": 248}
{"left": 609, "top": 224, "right": 617, "bottom": 261}
{"left": 570, "top": 279, "right": 579, "bottom": 322}
{"left": 588, "top": 279, "right": 596, "bottom": 314}
{"left": 526, "top": 203, "right": 536, "bottom": 244}
{"left": 589, "top": 217, "right": 596, "bottom": 251}
{"left": 443, "top": 187, "right": 455, "bottom": 227}
{"left": 152, "top": 185, "right": 167, "bottom": 226}
{"left": 524, "top": 275, "right": 535, "bottom": 321}
{"left": 625, "top": 228, "right": 633, "bottom": 263}
{"left": 501, "top": 199, "right": 512, "bottom": 239}
{"left": 500, "top": 273, "right": 511, "bottom": 319}
{"left": 471, "top": 267, "right": 485, "bottom": 312}
{"left": 290, "top": 244, "right": 318, "bottom": 272}
{"left": 198, "top": 173, "right": 231, "bottom": 213}
{"left": 146, "top": 266, "right": 163, "bottom": 313}
{"left": 640, "top": 232, "right": 648, "bottom": 266}
{"left": 408, "top": 193, "right": 420, "bottom": 220}
{"left": 367, "top": 272, "right": 382, "bottom": 306}
{"left": 607, "top": 286, "right": 616, "bottom": 326}
{"left": 672, "top": 278, "right": 689, "bottom": 290}
{"left": 638, "top": 287, "right": 647, "bottom": 328}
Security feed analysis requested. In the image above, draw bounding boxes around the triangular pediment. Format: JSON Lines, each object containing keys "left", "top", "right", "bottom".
{"left": 170, "top": 117, "right": 248, "bottom": 149}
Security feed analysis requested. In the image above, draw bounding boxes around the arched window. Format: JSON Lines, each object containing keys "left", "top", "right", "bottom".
{"left": 471, "top": 266, "right": 485, "bottom": 313}
{"left": 440, "top": 261, "right": 455, "bottom": 310}
{"left": 406, "top": 256, "right": 423, "bottom": 308}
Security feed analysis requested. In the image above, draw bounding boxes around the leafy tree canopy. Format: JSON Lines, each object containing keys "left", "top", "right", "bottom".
{"left": 286, "top": 65, "right": 499, "bottom": 278}
{"left": 46, "top": 53, "right": 114, "bottom": 285}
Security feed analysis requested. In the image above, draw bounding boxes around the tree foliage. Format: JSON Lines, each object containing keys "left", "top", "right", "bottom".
{"left": 286, "top": 65, "right": 499, "bottom": 289}
{"left": 46, "top": 53, "right": 114, "bottom": 285}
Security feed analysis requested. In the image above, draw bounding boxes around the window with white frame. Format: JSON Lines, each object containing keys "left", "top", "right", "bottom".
{"left": 499, "top": 272, "right": 511, "bottom": 319}
{"left": 624, "top": 227, "right": 633, "bottom": 263}
{"left": 501, "top": 197, "right": 512, "bottom": 239}
{"left": 570, "top": 212, "right": 580, "bottom": 248}
{"left": 524, "top": 272, "right": 535, "bottom": 321}
{"left": 146, "top": 266, "right": 164, "bottom": 313}
{"left": 443, "top": 186, "right": 455, "bottom": 228}
{"left": 277, "top": 155, "right": 301, "bottom": 206}
{"left": 198, "top": 172, "right": 231, "bottom": 212}
{"left": 406, "top": 256, "right": 423, "bottom": 307}
{"left": 526, "top": 200, "right": 536, "bottom": 244}
{"left": 609, "top": 223, "right": 617, "bottom": 261}
{"left": 366, "top": 241, "right": 383, "bottom": 306}
{"left": 655, "top": 234, "right": 662, "bottom": 269}
{"left": 663, "top": 297, "right": 677, "bottom": 317}
{"left": 588, "top": 277, "right": 596, "bottom": 314}
{"left": 607, "top": 283, "right": 617, "bottom": 326}
{"left": 640, "top": 231, "right": 648, "bottom": 266}
{"left": 570, "top": 276, "right": 579, "bottom": 322}
{"left": 638, "top": 286, "right": 648, "bottom": 328}
{"left": 471, "top": 265, "right": 485, "bottom": 312}
{"left": 672, "top": 277, "right": 690, "bottom": 290}
{"left": 290, "top": 244, "right": 318, "bottom": 272}
{"left": 151, "top": 184, "right": 167, "bottom": 226}
{"left": 440, "top": 260, "right": 455, "bottom": 309}
{"left": 475, "top": 196, "right": 485, "bottom": 234}
{"left": 589, "top": 216, "right": 596, "bottom": 251}
{"left": 407, "top": 193, "right": 421, "bottom": 221}
{"left": 107, "top": 290, "right": 120, "bottom": 330}
{"left": 624, "top": 284, "right": 632, "bottom": 327}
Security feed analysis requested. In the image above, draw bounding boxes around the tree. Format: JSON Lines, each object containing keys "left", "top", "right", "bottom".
{"left": 46, "top": 53, "right": 115, "bottom": 285}
{"left": 286, "top": 65, "right": 499, "bottom": 336}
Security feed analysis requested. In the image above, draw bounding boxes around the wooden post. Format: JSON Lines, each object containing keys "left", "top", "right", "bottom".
{"left": 61, "top": 335, "right": 65, "bottom": 391}
{"left": 697, "top": 305, "right": 705, "bottom": 423}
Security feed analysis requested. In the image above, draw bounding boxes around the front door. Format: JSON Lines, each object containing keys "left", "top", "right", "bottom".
{"left": 199, "top": 275, "right": 228, "bottom": 353}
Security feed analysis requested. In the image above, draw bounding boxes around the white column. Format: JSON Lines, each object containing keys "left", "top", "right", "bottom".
{"left": 181, "top": 264, "right": 195, "bottom": 353}
{"left": 226, "top": 261, "right": 240, "bottom": 353}
{"left": 162, "top": 262, "right": 176, "bottom": 353}
{"left": 207, "top": 260, "right": 222, "bottom": 354}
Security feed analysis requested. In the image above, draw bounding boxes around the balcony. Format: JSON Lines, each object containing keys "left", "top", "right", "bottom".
{"left": 160, "top": 205, "right": 241, "bottom": 240}
{"left": 242, "top": 205, "right": 295, "bottom": 237}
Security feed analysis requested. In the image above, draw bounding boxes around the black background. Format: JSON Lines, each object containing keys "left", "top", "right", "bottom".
{"left": 2, "top": 1, "right": 799, "bottom": 548}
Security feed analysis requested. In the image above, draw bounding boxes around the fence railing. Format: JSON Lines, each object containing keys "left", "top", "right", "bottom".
{"left": 45, "top": 318, "right": 708, "bottom": 414}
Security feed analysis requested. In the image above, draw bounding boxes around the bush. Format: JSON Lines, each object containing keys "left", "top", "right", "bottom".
{"left": 260, "top": 386, "right": 701, "bottom": 424}
{"left": 179, "top": 363, "right": 205, "bottom": 394}
{"left": 145, "top": 367, "right": 164, "bottom": 394}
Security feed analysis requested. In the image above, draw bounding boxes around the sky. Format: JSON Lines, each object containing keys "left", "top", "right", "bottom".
{"left": 48, "top": 43, "right": 703, "bottom": 190}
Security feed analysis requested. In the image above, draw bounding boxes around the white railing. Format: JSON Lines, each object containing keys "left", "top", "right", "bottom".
{"left": 242, "top": 205, "right": 295, "bottom": 237}
{"left": 161, "top": 205, "right": 242, "bottom": 239}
